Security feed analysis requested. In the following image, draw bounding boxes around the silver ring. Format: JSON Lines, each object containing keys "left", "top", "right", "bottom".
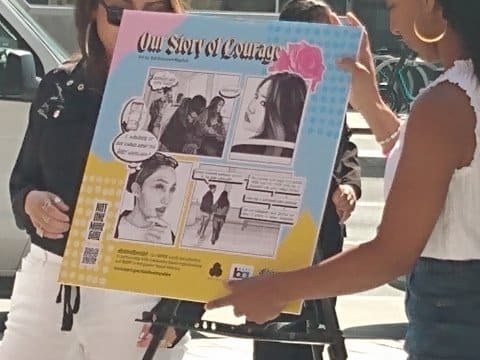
{"left": 36, "top": 227, "right": 44, "bottom": 238}
{"left": 53, "top": 196, "right": 62, "bottom": 204}
{"left": 42, "top": 214, "right": 51, "bottom": 224}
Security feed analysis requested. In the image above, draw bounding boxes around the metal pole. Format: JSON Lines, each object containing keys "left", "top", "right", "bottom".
{"left": 275, "top": 0, "right": 280, "bottom": 13}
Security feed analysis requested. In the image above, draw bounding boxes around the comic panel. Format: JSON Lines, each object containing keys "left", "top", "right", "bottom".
{"left": 113, "top": 152, "right": 193, "bottom": 246}
{"left": 180, "top": 164, "right": 305, "bottom": 257}
{"left": 229, "top": 74, "right": 309, "bottom": 165}
{"left": 140, "top": 68, "right": 242, "bottom": 158}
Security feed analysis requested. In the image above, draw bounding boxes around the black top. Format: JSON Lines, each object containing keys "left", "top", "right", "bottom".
{"left": 9, "top": 61, "right": 103, "bottom": 256}
{"left": 199, "top": 191, "right": 214, "bottom": 214}
{"left": 319, "top": 122, "right": 361, "bottom": 260}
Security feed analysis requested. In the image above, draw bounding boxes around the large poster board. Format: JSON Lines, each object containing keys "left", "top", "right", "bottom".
{"left": 59, "top": 11, "right": 361, "bottom": 313}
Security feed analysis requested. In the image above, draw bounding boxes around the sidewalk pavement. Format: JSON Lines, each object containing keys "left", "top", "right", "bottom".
{"left": 183, "top": 291, "right": 408, "bottom": 360}
{"left": 1, "top": 293, "right": 408, "bottom": 359}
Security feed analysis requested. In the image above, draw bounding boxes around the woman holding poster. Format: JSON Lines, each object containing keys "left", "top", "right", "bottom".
{"left": 3, "top": 1, "right": 191, "bottom": 359}
{"left": 209, "top": 1, "right": 480, "bottom": 359}
{"left": 251, "top": 2, "right": 361, "bottom": 360}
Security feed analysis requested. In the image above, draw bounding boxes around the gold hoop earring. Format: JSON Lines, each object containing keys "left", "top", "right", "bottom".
{"left": 84, "top": 22, "right": 92, "bottom": 57}
{"left": 413, "top": 17, "right": 447, "bottom": 43}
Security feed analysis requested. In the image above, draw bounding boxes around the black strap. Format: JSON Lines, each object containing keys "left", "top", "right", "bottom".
{"left": 141, "top": 299, "right": 205, "bottom": 360}
{"left": 56, "top": 285, "right": 81, "bottom": 331}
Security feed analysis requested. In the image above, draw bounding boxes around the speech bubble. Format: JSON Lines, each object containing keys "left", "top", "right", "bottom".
{"left": 120, "top": 98, "right": 145, "bottom": 132}
{"left": 243, "top": 192, "right": 301, "bottom": 208}
{"left": 239, "top": 207, "right": 297, "bottom": 225}
{"left": 112, "top": 130, "right": 159, "bottom": 163}
{"left": 219, "top": 86, "right": 241, "bottom": 99}
{"left": 246, "top": 175, "right": 305, "bottom": 195}
{"left": 192, "top": 169, "right": 245, "bottom": 185}
{"left": 149, "top": 71, "right": 178, "bottom": 91}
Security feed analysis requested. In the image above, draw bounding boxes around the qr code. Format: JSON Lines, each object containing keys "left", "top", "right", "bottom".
{"left": 81, "top": 247, "right": 100, "bottom": 266}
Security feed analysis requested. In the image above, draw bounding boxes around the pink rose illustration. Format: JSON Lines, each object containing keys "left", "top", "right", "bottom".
{"left": 268, "top": 41, "right": 325, "bottom": 92}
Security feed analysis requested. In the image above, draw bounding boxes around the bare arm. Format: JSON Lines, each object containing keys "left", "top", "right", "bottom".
{"left": 281, "top": 82, "right": 474, "bottom": 300}
{"left": 334, "top": 12, "right": 402, "bottom": 154}
{"left": 207, "top": 82, "right": 476, "bottom": 322}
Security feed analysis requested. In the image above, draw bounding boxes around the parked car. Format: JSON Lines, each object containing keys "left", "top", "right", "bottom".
{"left": 0, "top": 0, "right": 66, "bottom": 298}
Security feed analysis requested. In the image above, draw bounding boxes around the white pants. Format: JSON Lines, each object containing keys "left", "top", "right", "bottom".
{"left": 0, "top": 245, "right": 190, "bottom": 360}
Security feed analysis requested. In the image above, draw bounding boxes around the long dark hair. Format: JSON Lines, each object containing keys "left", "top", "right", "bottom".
{"left": 216, "top": 191, "right": 230, "bottom": 208}
{"left": 256, "top": 72, "right": 307, "bottom": 143}
{"left": 280, "top": 0, "right": 331, "bottom": 23}
{"left": 437, "top": 0, "right": 480, "bottom": 79}
{"left": 74, "top": 0, "right": 185, "bottom": 88}
{"left": 206, "top": 96, "right": 225, "bottom": 127}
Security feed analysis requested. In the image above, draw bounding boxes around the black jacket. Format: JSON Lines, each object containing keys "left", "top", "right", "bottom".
{"left": 10, "top": 61, "right": 102, "bottom": 256}
{"left": 332, "top": 123, "right": 362, "bottom": 199}
{"left": 318, "top": 122, "right": 361, "bottom": 260}
{"left": 199, "top": 191, "right": 214, "bottom": 213}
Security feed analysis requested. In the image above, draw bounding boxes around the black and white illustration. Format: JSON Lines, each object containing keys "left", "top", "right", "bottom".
{"left": 180, "top": 165, "right": 305, "bottom": 257}
{"left": 230, "top": 73, "right": 309, "bottom": 164}
{"left": 120, "top": 98, "right": 147, "bottom": 132}
{"left": 142, "top": 68, "right": 241, "bottom": 157}
{"left": 114, "top": 152, "right": 193, "bottom": 246}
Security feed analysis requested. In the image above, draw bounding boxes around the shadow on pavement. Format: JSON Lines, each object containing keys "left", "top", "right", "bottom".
{"left": 344, "top": 323, "right": 407, "bottom": 340}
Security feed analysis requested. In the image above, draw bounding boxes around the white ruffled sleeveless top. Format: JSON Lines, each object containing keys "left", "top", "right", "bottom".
{"left": 384, "top": 59, "right": 480, "bottom": 260}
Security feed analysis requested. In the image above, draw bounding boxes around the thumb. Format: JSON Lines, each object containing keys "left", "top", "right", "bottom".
{"left": 336, "top": 58, "right": 359, "bottom": 74}
{"left": 336, "top": 58, "right": 364, "bottom": 75}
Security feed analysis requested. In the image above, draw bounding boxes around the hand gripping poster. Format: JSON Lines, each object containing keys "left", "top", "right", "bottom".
{"left": 59, "top": 11, "right": 361, "bottom": 314}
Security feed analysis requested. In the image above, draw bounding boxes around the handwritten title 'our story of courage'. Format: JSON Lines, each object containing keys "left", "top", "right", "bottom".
{"left": 137, "top": 33, "right": 282, "bottom": 64}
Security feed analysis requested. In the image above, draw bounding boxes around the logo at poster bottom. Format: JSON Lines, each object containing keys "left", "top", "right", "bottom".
{"left": 209, "top": 262, "right": 223, "bottom": 277}
{"left": 229, "top": 264, "right": 254, "bottom": 280}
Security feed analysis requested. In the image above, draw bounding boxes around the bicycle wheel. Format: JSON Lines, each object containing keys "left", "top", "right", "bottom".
{"left": 375, "top": 57, "right": 398, "bottom": 85}
{"left": 417, "top": 61, "right": 443, "bottom": 84}
{"left": 373, "top": 53, "right": 395, "bottom": 70}
{"left": 397, "top": 62, "right": 422, "bottom": 113}
{"left": 379, "top": 84, "right": 400, "bottom": 113}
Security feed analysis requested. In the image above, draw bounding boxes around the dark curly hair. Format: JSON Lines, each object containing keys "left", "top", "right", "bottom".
{"left": 279, "top": 0, "right": 331, "bottom": 23}
{"left": 437, "top": 0, "right": 480, "bottom": 78}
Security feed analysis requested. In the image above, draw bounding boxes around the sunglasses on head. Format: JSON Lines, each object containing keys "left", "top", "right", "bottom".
{"left": 99, "top": 0, "right": 176, "bottom": 26}
{"left": 153, "top": 152, "right": 179, "bottom": 169}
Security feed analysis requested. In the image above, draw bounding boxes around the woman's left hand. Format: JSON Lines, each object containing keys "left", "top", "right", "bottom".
{"left": 332, "top": 184, "right": 358, "bottom": 224}
{"left": 137, "top": 324, "right": 179, "bottom": 348}
{"left": 206, "top": 274, "right": 288, "bottom": 324}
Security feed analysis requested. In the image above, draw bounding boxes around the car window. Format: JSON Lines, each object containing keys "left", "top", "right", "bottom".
{"left": 26, "top": 0, "right": 282, "bottom": 12}
{"left": 0, "top": 14, "right": 44, "bottom": 98}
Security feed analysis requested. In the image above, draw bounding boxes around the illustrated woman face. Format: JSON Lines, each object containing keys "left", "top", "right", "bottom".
{"left": 133, "top": 166, "right": 177, "bottom": 220}
{"left": 243, "top": 80, "right": 270, "bottom": 137}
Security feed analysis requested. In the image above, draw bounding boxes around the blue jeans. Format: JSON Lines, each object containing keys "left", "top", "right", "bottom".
{"left": 405, "top": 257, "right": 480, "bottom": 360}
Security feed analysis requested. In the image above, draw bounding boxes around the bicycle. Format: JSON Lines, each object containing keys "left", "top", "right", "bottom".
{"left": 376, "top": 43, "right": 443, "bottom": 113}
